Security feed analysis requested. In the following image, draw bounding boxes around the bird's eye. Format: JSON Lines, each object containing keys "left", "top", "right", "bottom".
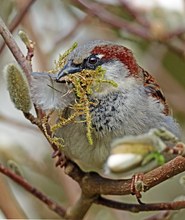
{"left": 88, "top": 55, "right": 99, "bottom": 65}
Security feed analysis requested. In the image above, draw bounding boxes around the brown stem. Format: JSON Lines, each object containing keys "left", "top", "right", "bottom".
{"left": 23, "top": 112, "right": 41, "bottom": 127}
{"left": 0, "top": 163, "right": 66, "bottom": 217}
{"left": 0, "top": 0, "right": 36, "bottom": 53}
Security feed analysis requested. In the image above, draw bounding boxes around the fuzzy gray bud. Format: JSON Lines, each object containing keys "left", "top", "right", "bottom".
{"left": 4, "top": 64, "right": 32, "bottom": 113}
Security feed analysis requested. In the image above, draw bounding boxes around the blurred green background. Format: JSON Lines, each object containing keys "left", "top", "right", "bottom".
{"left": 0, "top": 0, "right": 185, "bottom": 219}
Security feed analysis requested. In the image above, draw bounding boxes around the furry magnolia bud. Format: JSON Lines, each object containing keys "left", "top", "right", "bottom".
{"left": 4, "top": 64, "right": 32, "bottom": 113}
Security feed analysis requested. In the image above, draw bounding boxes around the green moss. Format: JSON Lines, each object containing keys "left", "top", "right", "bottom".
{"left": 49, "top": 42, "right": 78, "bottom": 74}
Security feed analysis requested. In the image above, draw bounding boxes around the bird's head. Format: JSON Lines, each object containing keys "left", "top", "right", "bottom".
{"left": 56, "top": 40, "right": 142, "bottom": 97}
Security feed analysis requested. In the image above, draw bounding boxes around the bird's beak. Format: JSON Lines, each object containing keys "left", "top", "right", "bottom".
{"left": 56, "top": 60, "right": 82, "bottom": 82}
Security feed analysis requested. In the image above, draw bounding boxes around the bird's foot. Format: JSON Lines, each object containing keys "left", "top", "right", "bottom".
{"left": 131, "top": 173, "right": 145, "bottom": 204}
{"left": 52, "top": 149, "right": 67, "bottom": 168}
{"left": 165, "top": 142, "right": 185, "bottom": 156}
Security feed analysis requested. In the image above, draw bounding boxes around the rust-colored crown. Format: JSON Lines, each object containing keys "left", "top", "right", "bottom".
{"left": 91, "top": 44, "right": 139, "bottom": 75}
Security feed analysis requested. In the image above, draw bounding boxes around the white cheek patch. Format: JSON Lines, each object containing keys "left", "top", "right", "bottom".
{"left": 92, "top": 60, "right": 142, "bottom": 99}
{"left": 98, "top": 61, "right": 137, "bottom": 91}
{"left": 102, "top": 61, "right": 130, "bottom": 79}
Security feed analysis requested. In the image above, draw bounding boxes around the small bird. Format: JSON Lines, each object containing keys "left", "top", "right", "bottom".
{"left": 31, "top": 40, "right": 180, "bottom": 172}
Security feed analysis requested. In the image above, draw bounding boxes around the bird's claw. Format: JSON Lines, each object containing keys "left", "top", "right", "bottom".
{"left": 52, "top": 149, "right": 67, "bottom": 168}
{"left": 165, "top": 142, "right": 185, "bottom": 156}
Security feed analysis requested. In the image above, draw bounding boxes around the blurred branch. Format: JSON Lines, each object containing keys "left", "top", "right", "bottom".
{"left": 164, "top": 42, "right": 185, "bottom": 58}
{"left": 74, "top": 0, "right": 185, "bottom": 60}
{"left": 0, "top": 0, "right": 36, "bottom": 53}
{"left": 0, "top": 163, "right": 66, "bottom": 217}
{"left": 118, "top": 0, "right": 150, "bottom": 28}
{"left": 0, "top": 176, "right": 27, "bottom": 219}
{"left": 73, "top": 0, "right": 150, "bottom": 39}
{"left": 163, "top": 28, "right": 185, "bottom": 40}
{"left": 118, "top": 0, "right": 185, "bottom": 41}
{"left": 0, "top": 113, "right": 38, "bottom": 131}
{"left": 144, "top": 211, "right": 171, "bottom": 220}
{"left": 65, "top": 192, "right": 97, "bottom": 219}
{"left": 54, "top": 15, "right": 90, "bottom": 48}
{"left": 15, "top": 0, "right": 49, "bottom": 70}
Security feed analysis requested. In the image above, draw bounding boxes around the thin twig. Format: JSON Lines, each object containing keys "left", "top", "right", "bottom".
{"left": 96, "top": 196, "right": 185, "bottom": 212}
{"left": 0, "top": 0, "right": 36, "bottom": 53}
{"left": 0, "top": 163, "right": 66, "bottom": 217}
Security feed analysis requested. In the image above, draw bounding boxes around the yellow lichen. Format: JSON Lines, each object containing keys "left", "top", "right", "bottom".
{"left": 48, "top": 42, "right": 78, "bottom": 74}
{"left": 47, "top": 43, "right": 118, "bottom": 146}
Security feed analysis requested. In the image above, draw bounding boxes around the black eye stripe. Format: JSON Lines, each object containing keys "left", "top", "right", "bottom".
{"left": 71, "top": 55, "right": 110, "bottom": 71}
{"left": 77, "top": 54, "right": 109, "bottom": 71}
